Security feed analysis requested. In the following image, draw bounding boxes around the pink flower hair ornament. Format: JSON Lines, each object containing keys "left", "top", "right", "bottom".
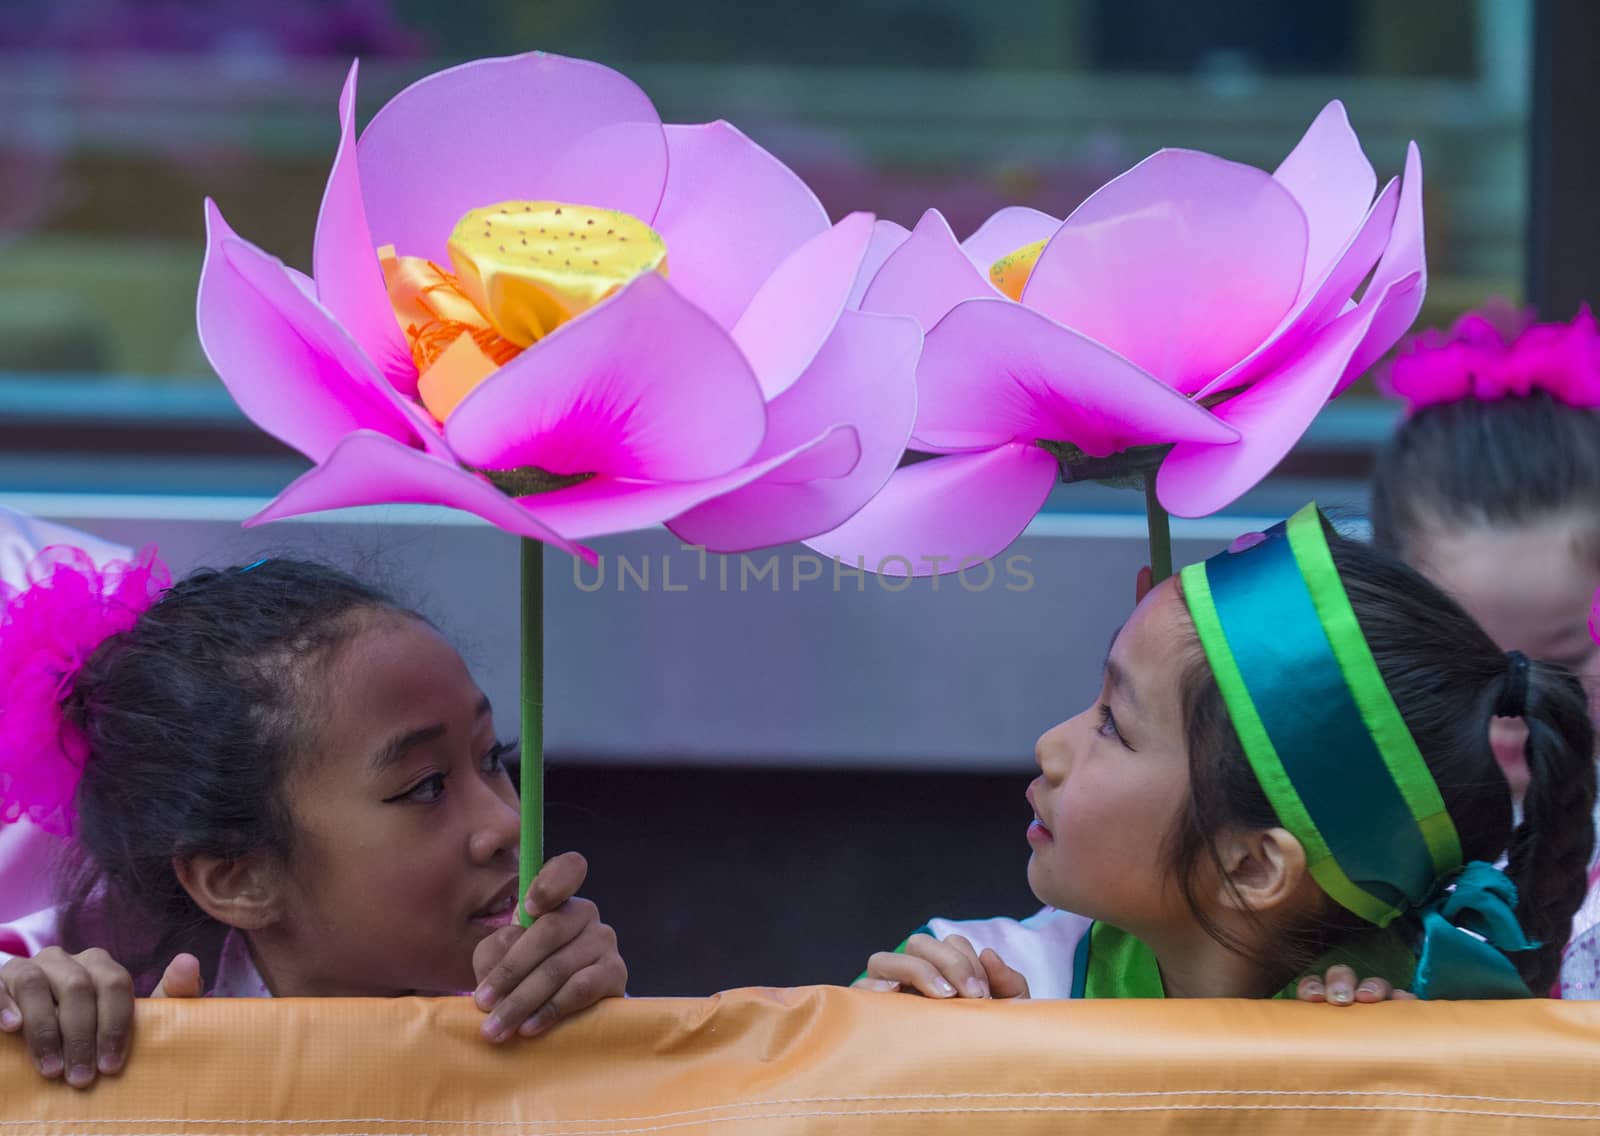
{"left": 198, "top": 53, "right": 920, "bottom": 559}
{"left": 1382, "top": 303, "right": 1600, "bottom": 413}
{"left": 0, "top": 545, "right": 170, "bottom": 836}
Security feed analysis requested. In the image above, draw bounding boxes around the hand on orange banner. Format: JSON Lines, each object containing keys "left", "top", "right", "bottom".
{"left": 1296, "top": 963, "right": 1416, "bottom": 1005}
{"left": 855, "top": 933, "right": 1031, "bottom": 1000}
{"left": 0, "top": 946, "right": 139, "bottom": 1089}
{"left": 150, "top": 954, "right": 205, "bottom": 999}
{"left": 470, "top": 851, "right": 627, "bottom": 1044}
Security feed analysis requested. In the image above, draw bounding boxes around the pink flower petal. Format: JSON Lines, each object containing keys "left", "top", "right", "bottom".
{"left": 669, "top": 309, "right": 922, "bottom": 550}
{"left": 285, "top": 265, "right": 318, "bottom": 302}
{"left": 804, "top": 444, "right": 1060, "bottom": 576}
{"left": 1157, "top": 293, "right": 1388, "bottom": 518}
{"left": 733, "top": 211, "right": 874, "bottom": 400}
{"left": 1335, "top": 142, "right": 1427, "bottom": 396}
{"left": 858, "top": 209, "right": 997, "bottom": 330}
{"left": 197, "top": 202, "right": 436, "bottom": 464}
{"left": 911, "top": 299, "right": 1239, "bottom": 456}
{"left": 356, "top": 53, "right": 669, "bottom": 263}
{"left": 846, "top": 219, "right": 910, "bottom": 311}
{"left": 445, "top": 272, "right": 767, "bottom": 481}
{"left": 1273, "top": 100, "right": 1377, "bottom": 303}
{"left": 517, "top": 426, "right": 858, "bottom": 543}
{"left": 248, "top": 431, "right": 592, "bottom": 561}
{"left": 1196, "top": 176, "right": 1399, "bottom": 401}
{"left": 1021, "top": 150, "right": 1308, "bottom": 394}
{"left": 959, "top": 205, "right": 1062, "bottom": 269}
{"left": 753, "top": 426, "right": 863, "bottom": 485}
{"left": 651, "top": 121, "right": 830, "bottom": 330}
{"left": 313, "top": 61, "right": 417, "bottom": 397}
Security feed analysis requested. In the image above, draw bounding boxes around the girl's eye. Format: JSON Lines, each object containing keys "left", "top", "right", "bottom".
{"left": 482, "top": 740, "right": 516, "bottom": 775}
{"left": 1096, "top": 704, "right": 1134, "bottom": 751}
{"left": 397, "top": 772, "right": 447, "bottom": 804}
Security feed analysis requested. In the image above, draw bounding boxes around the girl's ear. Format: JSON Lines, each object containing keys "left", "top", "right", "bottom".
{"left": 173, "top": 853, "right": 283, "bottom": 931}
{"left": 1213, "top": 827, "right": 1309, "bottom": 915}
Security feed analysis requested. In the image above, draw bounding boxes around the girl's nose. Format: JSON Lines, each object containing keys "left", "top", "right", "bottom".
{"left": 467, "top": 779, "right": 520, "bottom": 866}
{"left": 1034, "top": 717, "right": 1075, "bottom": 780}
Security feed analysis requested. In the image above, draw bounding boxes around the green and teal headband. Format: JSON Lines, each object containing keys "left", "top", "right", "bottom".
{"left": 1180, "top": 503, "right": 1535, "bottom": 999}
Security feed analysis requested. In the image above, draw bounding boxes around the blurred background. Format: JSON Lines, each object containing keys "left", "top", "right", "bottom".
{"left": 1, "top": 0, "right": 1593, "bottom": 993}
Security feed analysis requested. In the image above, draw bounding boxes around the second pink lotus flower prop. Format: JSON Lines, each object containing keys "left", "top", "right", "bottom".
{"left": 807, "top": 102, "right": 1426, "bottom": 578}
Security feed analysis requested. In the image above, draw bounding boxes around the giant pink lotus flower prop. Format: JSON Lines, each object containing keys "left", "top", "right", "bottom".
{"left": 198, "top": 53, "right": 919, "bottom": 559}
{"left": 806, "top": 102, "right": 1426, "bottom": 578}
{"left": 196, "top": 51, "right": 919, "bottom": 910}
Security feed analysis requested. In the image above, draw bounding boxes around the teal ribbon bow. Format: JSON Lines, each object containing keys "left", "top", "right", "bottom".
{"left": 1411, "top": 861, "right": 1539, "bottom": 1000}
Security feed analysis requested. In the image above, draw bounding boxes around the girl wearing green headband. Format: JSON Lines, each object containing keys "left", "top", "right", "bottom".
{"left": 858, "top": 506, "right": 1596, "bottom": 1001}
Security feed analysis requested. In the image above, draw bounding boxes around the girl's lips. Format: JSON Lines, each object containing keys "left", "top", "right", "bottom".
{"left": 470, "top": 879, "right": 520, "bottom": 927}
{"left": 471, "top": 906, "right": 519, "bottom": 931}
{"left": 1025, "top": 780, "right": 1052, "bottom": 843}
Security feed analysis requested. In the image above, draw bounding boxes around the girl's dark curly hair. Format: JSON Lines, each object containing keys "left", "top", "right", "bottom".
{"left": 57, "top": 559, "right": 412, "bottom": 991}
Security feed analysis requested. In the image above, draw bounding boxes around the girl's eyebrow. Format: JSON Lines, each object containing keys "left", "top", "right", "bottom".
{"left": 369, "top": 695, "right": 492, "bottom": 774}
{"left": 1104, "top": 658, "right": 1145, "bottom": 719}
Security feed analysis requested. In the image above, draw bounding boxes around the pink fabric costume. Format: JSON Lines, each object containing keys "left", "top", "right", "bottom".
{"left": 0, "top": 510, "right": 135, "bottom": 923}
{"left": 0, "top": 529, "right": 279, "bottom": 994}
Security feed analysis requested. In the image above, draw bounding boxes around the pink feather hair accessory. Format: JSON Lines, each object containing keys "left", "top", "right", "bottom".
{"left": 0, "top": 544, "right": 170, "bottom": 835}
{"left": 1382, "top": 301, "right": 1600, "bottom": 413}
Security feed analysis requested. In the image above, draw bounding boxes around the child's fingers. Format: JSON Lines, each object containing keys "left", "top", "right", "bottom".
{"left": 0, "top": 980, "right": 20, "bottom": 1032}
{"left": 471, "top": 926, "right": 523, "bottom": 988}
{"left": 40, "top": 953, "right": 101, "bottom": 1088}
{"left": 523, "top": 852, "right": 589, "bottom": 920}
{"left": 850, "top": 977, "right": 901, "bottom": 993}
{"left": 1354, "top": 977, "right": 1393, "bottom": 1003}
{"left": 863, "top": 951, "right": 958, "bottom": 998}
{"left": 979, "top": 949, "right": 1030, "bottom": 999}
{"left": 1391, "top": 988, "right": 1419, "bottom": 1001}
{"left": 150, "top": 954, "right": 204, "bottom": 1000}
{"left": 941, "top": 936, "right": 990, "bottom": 998}
{"left": 1134, "top": 566, "right": 1154, "bottom": 605}
{"left": 480, "top": 919, "right": 621, "bottom": 1043}
{"left": 903, "top": 934, "right": 987, "bottom": 998}
{"left": 1295, "top": 975, "right": 1326, "bottom": 1002}
{"left": 77, "top": 950, "right": 134, "bottom": 1076}
{"left": 1321, "top": 964, "right": 1358, "bottom": 1005}
{"left": 474, "top": 898, "right": 602, "bottom": 1012}
{"left": 1, "top": 959, "right": 67, "bottom": 1077}
{"left": 517, "top": 952, "right": 629, "bottom": 1039}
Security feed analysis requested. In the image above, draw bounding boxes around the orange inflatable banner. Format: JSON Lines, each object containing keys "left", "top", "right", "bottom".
{"left": 5, "top": 987, "right": 1600, "bottom": 1134}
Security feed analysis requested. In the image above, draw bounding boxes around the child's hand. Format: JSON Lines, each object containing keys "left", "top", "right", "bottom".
{"left": 150, "top": 953, "right": 205, "bottom": 999}
{"left": 1295, "top": 964, "right": 1416, "bottom": 1005}
{"left": 854, "top": 933, "right": 1030, "bottom": 999}
{"left": 470, "top": 851, "right": 626, "bottom": 1043}
{"left": 0, "top": 947, "right": 135, "bottom": 1088}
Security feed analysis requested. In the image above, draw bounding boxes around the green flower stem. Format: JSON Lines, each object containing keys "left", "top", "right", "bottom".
{"left": 518, "top": 537, "right": 545, "bottom": 927}
{"left": 1144, "top": 475, "right": 1173, "bottom": 586}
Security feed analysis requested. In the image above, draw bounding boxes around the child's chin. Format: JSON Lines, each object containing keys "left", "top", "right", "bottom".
{"left": 1024, "top": 857, "right": 1064, "bottom": 909}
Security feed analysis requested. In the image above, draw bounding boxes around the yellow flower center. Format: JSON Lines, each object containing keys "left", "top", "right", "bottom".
{"left": 988, "top": 237, "right": 1049, "bottom": 302}
{"left": 380, "top": 201, "right": 669, "bottom": 421}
